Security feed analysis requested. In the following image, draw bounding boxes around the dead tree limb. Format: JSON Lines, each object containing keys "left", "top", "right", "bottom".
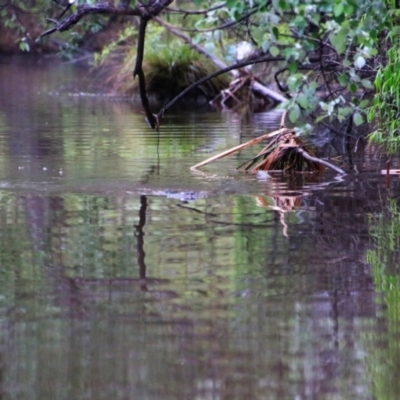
{"left": 39, "top": 1, "right": 173, "bottom": 38}
{"left": 134, "top": 16, "right": 157, "bottom": 129}
{"left": 39, "top": 3, "right": 142, "bottom": 38}
{"left": 190, "top": 128, "right": 285, "bottom": 171}
{"left": 295, "top": 147, "right": 345, "bottom": 174}
{"left": 153, "top": 15, "right": 288, "bottom": 120}
{"left": 157, "top": 55, "right": 287, "bottom": 120}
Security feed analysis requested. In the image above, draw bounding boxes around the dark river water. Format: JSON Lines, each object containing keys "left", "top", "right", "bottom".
{"left": 1, "top": 54, "right": 400, "bottom": 400}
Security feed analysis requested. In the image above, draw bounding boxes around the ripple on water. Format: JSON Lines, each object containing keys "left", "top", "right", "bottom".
{"left": 0, "top": 55, "right": 398, "bottom": 400}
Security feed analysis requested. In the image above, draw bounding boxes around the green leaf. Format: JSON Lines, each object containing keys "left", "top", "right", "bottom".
{"left": 343, "top": 59, "right": 351, "bottom": 67}
{"left": 333, "top": 3, "right": 344, "bottom": 17}
{"left": 349, "top": 83, "right": 358, "bottom": 93}
{"left": 330, "top": 27, "right": 348, "bottom": 54}
{"left": 353, "top": 112, "right": 364, "bottom": 126}
{"left": 272, "top": 0, "right": 281, "bottom": 12}
{"left": 19, "top": 41, "right": 30, "bottom": 52}
{"left": 319, "top": 101, "right": 328, "bottom": 111}
{"left": 361, "top": 79, "right": 373, "bottom": 89}
{"left": 287, "top": 75, "right": 300, "bottom": 91}
{"left": 288, "top": 61, "right": 298, "bottom": 74}
{"left": 278, "top": 0, "right": 288, "bottom": 10}
{"left": 269, "top": 46, "right": 280, "bottom": 57}
{"left": 297, "top": 94, "right": 309, "bottom": 109}
{"left": 289, "top": 104, "right": 301, "bottom": 123}
{"left": 261, "top": 40, "right": 270, "bottom": 52}
{"left": 338, "top": 73, "right": 348, "bottom": 86}
{"left": 344, "top": 3, "right": 354, "bottom": 15}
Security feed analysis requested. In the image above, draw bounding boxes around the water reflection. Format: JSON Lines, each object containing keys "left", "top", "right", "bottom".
{"left": 0, "top": 55, "right": 398, "bottom": 399}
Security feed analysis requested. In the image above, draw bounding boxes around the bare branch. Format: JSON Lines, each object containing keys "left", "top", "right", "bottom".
{"left": 295, "top": 147, "right": 345, "bottom": 174}
{"left": 38, "top": 0, "right": 173, "bottom": 131}
{"left": 157, "top": 54, "right": 287, "bottom": 120}
{"left": 38, "top": 1, "right": 173, "bottom": 39}
{"left": 190, "top": 129, "right": 285, "bottom": 171}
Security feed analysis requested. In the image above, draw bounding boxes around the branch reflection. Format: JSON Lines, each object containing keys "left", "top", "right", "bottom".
{"left": 135, "top": 195, "right": 148, "bottom": 291}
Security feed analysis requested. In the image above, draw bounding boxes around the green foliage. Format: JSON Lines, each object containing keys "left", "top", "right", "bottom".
{"left": 0, "top": 0, "right": 109, "bottom": 55}
{"left": 210, "top": 0, "right": 388, "bottom": 125}
{"left": 368, "top": 41, "right": 400, "bottom": 152}
{"left": 95, "top": 24, "right": 229, "bottom": 99}
{"left": 368, "top": 200, "right": 400, "bottom": 275}
{"left": 367, "top": 200, "right": 400, "bottom": 399}
{"left": 3, "top": 0, "right": 400, "bottom": 138}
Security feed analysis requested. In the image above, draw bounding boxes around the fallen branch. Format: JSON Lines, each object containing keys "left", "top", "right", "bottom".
{"left": 250, "top": 80, "right": 288, "bottom": 103}
{"left": 192, "top": 124, "right": 346, "bottom": 175}
{"left": 190, "top": 128, "right": 285, "bottom": 171}
{"left": 295, "top": 147, "right": 345, "bottom": 174}
{"left": 157, "top": 55, "right": 286, "bottom": 120}
{"left": 154, "top": 16, "right": 288, "bottom": 119}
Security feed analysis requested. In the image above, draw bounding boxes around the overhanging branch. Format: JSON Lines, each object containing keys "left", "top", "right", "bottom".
{"left": 156, "top": 55, "right": 288, "bottom": 120}
{"left": 38, "top": 1, "right": 173, "bottom": 131}
{"left": 38, "top": 1, "right": 173, "bottom": 38}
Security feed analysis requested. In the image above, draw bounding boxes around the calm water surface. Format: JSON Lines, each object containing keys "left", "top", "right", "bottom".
{"left": 0, "top": 55, "right": 400, "bottom": 400}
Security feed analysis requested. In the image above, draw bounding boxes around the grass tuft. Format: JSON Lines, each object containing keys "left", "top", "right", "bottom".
{"left": 93, "top": 25, "right": 230, "bottom": 102}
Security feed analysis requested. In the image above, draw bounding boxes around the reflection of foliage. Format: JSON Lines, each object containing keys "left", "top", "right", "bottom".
{"left": 366, "top": 200, "right": 400, "bottom": 400}
{"left": 368, "top": 200, "right": 400, "bottom": 276}
{"left": 368, "top": 46, "right": 400, "bottom": 153}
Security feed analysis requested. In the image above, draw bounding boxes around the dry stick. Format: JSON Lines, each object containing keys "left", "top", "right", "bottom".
{"left": 190, "top": 129, "right": 285, "bottom": 171}
{"left": 296, "top": 147, "right": 346, "bottom": 174}
{"left": 280, "top": 110, "right": 287, "bottom": 128}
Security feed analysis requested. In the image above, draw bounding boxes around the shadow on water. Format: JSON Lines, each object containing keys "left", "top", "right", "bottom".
{"left": 1, "top": 54, "right": 400, "bottom": 399}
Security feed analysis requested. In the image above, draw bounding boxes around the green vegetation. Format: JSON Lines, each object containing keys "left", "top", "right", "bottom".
{"left": 94, "top": 25, "right": 230, "bottom": 99}
{"left": 367, "top": 201, "right": 400, "bottom": 399}
{"left": 2, "top": 0, "right": 400, "bottom": 149}
{"left": 368, "top": 1, "right": 400, "bottom": 153}
{"left": 368, "top": 47, "right": 400, "bottom": 153}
